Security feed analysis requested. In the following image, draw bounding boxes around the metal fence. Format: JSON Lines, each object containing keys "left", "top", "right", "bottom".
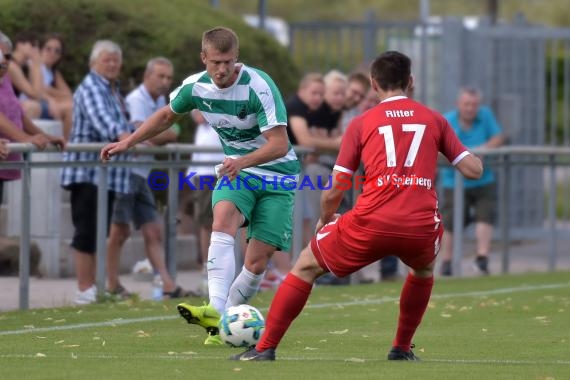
{"left": 289, "top": 14, "right": 570, "bottom": 231}
{"left": 289, "top": 15, "right": 437, "bottom": 106}
{"left": 1, "top": 143, "right": 570, "bottom": 309}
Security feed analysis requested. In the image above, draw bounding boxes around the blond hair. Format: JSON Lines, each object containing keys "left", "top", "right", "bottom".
{"left": 202, "top": 27, "right": 239, "bottom": 53}
{"left": 323, "top": 69, "right": 347, "bottom": 88}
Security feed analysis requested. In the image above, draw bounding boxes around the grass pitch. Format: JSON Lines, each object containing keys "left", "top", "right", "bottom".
{"left": 1, "top": 271, "right": 569, "bottom": 380}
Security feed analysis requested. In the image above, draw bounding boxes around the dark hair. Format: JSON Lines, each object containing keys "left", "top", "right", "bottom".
{"left": 370, "top": 51, "right": 411, "bottom": 92}
{"left": 14, "top": 31, "right": 39, "bottom": 47}
{"left": 348, "top": 71, "right": 370, "bottom": 91}
{"left": 41, "top": 33, "right": 65, "bottom": 69}
{"left": 202, "top": 27, "right": 239, "bottom": 53}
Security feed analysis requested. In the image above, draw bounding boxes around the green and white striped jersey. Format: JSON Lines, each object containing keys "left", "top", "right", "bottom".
{"left": 169, "top": 64, "right": 300, "bottom": 180}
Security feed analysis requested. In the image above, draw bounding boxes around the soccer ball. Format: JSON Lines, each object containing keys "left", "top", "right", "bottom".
{"left": 219, "top": 304, "right": 265, "bottom": 347}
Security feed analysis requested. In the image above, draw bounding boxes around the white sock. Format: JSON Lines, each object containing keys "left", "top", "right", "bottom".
{"left": 226, "top": 266, "right": 265, "bottom": 309}
{"left": 207, "top": 231, "right": 236, "bottom": 315}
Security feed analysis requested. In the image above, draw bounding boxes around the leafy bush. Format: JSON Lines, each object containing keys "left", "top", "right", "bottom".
{"left": 0, "top": 0, "right": 301, "bottom": 206}
{"left": 0, "top": 0, "right": 300, "bottom": 109}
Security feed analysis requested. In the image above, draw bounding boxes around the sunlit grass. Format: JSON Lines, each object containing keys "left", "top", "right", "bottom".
{"left": 1, "top": 271, "right": 569, "bottom": 380}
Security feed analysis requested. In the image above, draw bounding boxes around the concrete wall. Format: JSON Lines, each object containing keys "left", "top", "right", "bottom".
{"left": 1, "top": 120, "right": 199, "bottom": 278}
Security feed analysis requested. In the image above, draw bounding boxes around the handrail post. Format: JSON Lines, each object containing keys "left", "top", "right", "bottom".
{"left": 292, "top": 187, "right": 304, "bottom": 262}
{"left": 452, "top": 170, "right": 465, "bottom": 277}
{"left": 548, "top": 154, "right": 557, "bottom": 271}
{"left": 19, "top": 151, "right": 31, "bottom": 310}
{"left": 166, "top": 150, "right": 179, "bottom": 279}
{"left": 500, "top": 153, "right": 511, "bottom": 274}
{"left": 95, "top": 166, "right": 108, "bottom": 300}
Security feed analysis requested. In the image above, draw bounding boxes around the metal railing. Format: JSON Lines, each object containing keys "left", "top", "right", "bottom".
{"left": 1, "top": 143, "right": 569, "bottom": 309}
{"left": 449, "top": 146, "right": 570, "bottom": 276}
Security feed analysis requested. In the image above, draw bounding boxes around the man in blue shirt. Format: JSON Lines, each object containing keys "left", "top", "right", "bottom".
{"left": 439, "top": 87, "right": 504, "bottom": 276}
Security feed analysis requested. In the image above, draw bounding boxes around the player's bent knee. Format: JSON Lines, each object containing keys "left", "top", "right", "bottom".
{"left": 411, "top": 260, "right": 435, "bottom": 278}
{"left": 244, "top": 249, "right": 273, "bottom": 275}
{"left": 212, "top": 202, "right": 242, "bottom": 233}
{"left": 291, "top": 246, "right": 326, "bottom": 282}
{"left": 244, "top": 260, "right": 269, "bottom": 275}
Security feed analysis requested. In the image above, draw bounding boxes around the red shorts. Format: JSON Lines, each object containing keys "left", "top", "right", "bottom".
{"left": 310, "top": 216, "right": 443, "bottom": 278}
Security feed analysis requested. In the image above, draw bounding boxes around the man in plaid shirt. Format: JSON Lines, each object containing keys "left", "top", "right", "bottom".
{"left": 61, "top": 40, "right": 133, "bottom": 304}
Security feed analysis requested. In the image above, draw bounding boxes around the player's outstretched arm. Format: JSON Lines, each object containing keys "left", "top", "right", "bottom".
{"left": 455, "top": 153, "right": 483, "bottom": 180}
{"left": 128, "top": 105, "right": 180, "bottom": 147}
{"left": 100, "top": 105, "right": 180, "bottom": 161}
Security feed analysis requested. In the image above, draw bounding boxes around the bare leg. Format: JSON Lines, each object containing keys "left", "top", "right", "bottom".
{"left": 238, "top": 227, "right": 248, "bottom": 256}
{"left": 302, "top": 218, "right": 313, "bottom": 247}
{"left": 242, "top": 239, "right": 273, "bottom": 275}
{"left": 475, "top": 222, "right": 493, "bottom": 256}
{"left": 199, "top": 226, "right": 211, "bottom": 267}
{"left": 270, "top": 250, "right": 291, "bottom": 276}
{"left": 440, "top": 230, "right": 453, "bottom": 261}
{"left": 74, "top": 249, "right": 96, "bottom": 291}
{"left": 106, "top": 223, "right": 130, "bottom": 291}
{"left": 140, "top": 222, "right": 176, "bottom": 292}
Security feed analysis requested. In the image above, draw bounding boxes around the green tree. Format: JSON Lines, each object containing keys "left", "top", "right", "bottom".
{"left": 0, "top": 0, "right": 299, "bottom": 99}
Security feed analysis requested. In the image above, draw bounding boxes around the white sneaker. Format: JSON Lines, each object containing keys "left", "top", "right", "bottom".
{"left": 132, "top": 258, "right": 153, "bottom": 282}
{"left": 74, "top": 285, "right": 97, "bottom": 305}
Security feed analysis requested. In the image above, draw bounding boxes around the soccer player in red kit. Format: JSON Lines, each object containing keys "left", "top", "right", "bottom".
{"left": 231, "top": 51, "right": 483, "bottom": 361}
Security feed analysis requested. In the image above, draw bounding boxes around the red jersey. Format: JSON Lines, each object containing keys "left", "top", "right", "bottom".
{"left": 335, "top": 96, "right": 468, "bottom": 237}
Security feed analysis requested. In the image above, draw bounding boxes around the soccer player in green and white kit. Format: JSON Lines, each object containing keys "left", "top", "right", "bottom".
{"left": 101, "top": 27, "right": 300, "bottom": 345}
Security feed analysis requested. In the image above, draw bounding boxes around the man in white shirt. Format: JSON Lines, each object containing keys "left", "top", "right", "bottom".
{"left": 106, "top": 57, "right": 191, "bottom": 299}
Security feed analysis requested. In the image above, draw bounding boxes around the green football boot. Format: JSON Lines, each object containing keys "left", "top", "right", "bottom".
{"left": 177, "top": 302, "right": 221, "bottom": 337}
{"left": 204, "top": 331, "right": 224, "bottom": 345}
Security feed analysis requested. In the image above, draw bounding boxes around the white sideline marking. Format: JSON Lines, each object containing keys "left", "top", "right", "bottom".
{"left": 1, "top": 282, "right": 569, "bottom": 336}
{"left": 427, "top": 358, "right": 570, "bottom": 365}
{"left": 0, "top": 353, "right": 569, "bottom": 366}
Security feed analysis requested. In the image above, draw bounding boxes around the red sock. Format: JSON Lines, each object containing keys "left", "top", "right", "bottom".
{"left": 256, "top": 273, "right": 313, "bottom": 351}
{"left": 392, "top": 272, "right": 434, "bottom": 352}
